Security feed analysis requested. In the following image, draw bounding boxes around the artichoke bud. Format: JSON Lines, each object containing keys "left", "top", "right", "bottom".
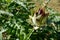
{"left": 27, "top": 0, "right": 50, "bottom": 29}
{"left": 36, "top": 8, "right": 49, "bottom": 26}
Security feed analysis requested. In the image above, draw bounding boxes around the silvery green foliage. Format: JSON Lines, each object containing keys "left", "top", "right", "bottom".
{"left": 0, "top": 0, "right": 60, "bottom": 40}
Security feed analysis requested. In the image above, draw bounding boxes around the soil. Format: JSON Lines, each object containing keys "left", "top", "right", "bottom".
{"left": 47, "top": 0, "right": 60, "bottom": 12}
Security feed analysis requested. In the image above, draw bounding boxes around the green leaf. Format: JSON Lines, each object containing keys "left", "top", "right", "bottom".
{"left": 0, "top": 10, "right": 14, "bottom": 16}
{"left": 5, "top": 0, "right": 12, "bottom": 3}
{"left": 24, "top": 29, "right": 34, "bottom": 40}
{"left": 52, "top": 16, "right": 60, "bottom": 22}
{"left": 0, "top": 32, "right": 2, "bottom": 40}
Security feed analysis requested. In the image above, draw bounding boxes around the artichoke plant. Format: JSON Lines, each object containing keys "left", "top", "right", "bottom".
{"left": 0, "top": 0, "right": 60, "bottom": 40}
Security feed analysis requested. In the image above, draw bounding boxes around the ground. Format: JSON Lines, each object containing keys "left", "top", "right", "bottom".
{"left": 48, "top": 0, "right": 60, "bottom": 12}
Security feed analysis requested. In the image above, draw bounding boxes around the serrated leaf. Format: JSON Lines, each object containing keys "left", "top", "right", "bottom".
{"left": 0, "top": 10, "right": 14, "bottom": 16}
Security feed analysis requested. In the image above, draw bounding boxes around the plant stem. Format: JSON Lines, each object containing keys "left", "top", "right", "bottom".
{"left": 24, "top": 28, "right": 34, "bottom": 40}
